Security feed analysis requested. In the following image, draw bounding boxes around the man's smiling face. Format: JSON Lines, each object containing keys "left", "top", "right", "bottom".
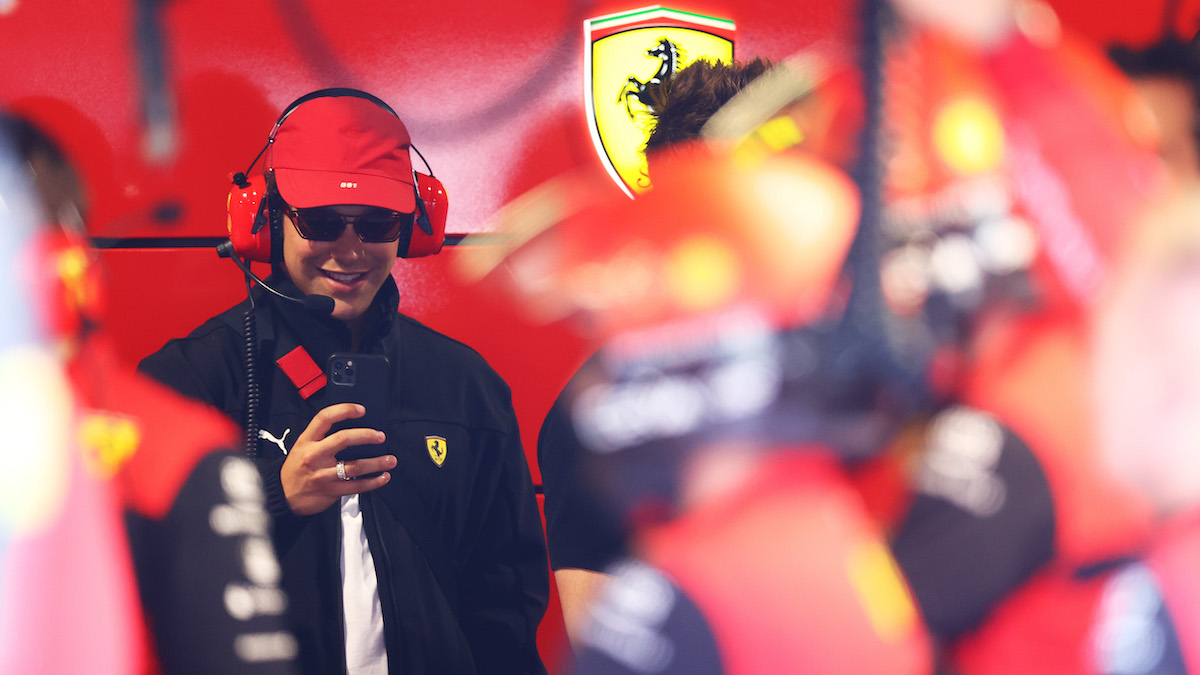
{"left": 281, "top": 205, "right": 399, "bottom": 327}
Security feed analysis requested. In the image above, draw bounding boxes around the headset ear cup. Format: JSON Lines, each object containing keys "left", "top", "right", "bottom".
{"left": 403, "top": 172, "right": 447, "bottom": 258}
{"left": 226, "top": 174, "right": 273, "bottom": 262}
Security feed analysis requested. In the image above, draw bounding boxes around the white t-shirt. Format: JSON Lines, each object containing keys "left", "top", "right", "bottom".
{"left": 340, "top": 494, "right": 389, "bottom": 674}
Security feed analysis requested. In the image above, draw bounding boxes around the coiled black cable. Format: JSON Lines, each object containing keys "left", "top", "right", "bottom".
{"left": 843, "top": 0, "right": 935, "bottom": 412}
{"left": 242, "top": 275, "right": 260, "bottom": 460}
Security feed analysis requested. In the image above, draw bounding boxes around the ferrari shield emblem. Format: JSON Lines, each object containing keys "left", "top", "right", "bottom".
{"left": 79, "top": 413, "right": 141, "bottom": 479}
{"left": 585, "top": 6, "right": 735, "bottom": 197}
{"left": 426, "top": 435, "right": 447, "bottom": 467}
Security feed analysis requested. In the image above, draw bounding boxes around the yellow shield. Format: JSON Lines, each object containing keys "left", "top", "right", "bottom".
{"left": 585, "top": 7, "right": 735, "bottom": 197}
{"left": 426, "top": 435, "right": 447, "bottom": 468}
{"left": 80, "top": 412, "right": 142, "bottom": 479}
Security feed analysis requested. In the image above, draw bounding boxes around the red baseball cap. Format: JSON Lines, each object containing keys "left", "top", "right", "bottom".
{"left": 269, "top": 94, "right": 416, "bottom": 213}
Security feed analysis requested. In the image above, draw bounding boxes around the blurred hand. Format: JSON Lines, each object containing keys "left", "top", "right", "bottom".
{"left": 281, "top": 403, "right": 396, "bottom": 516}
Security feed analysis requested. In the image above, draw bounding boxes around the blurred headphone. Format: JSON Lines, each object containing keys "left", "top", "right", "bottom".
{"left": 224, "top": 87, "right": 447, "bottom": 262}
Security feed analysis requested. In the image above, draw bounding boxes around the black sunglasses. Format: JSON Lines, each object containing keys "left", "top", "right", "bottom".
{"left": 285, "top": 205, "right": 413, "bottom": 243}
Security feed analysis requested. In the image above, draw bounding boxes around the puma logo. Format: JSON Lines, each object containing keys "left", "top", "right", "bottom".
{"left": 259, "top": 428, "right": 292, "bottom": 455}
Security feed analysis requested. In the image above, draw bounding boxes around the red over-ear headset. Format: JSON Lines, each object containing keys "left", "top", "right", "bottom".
{"left": 225, "top": 88, "right": 447, "bottom": 262}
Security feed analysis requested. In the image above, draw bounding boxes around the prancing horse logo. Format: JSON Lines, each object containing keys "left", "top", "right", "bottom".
{"left": 426, "top": 435, "right": 447, "bottom": 468}
{"left": 618, "top": 37, "right": 680, "bottom": 121}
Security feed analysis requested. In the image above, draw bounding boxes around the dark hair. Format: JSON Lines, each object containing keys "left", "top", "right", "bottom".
{"left": 0, "top": 111, "right": 87, "bottom": 227}
{"left": 1108, "top": 36, "right": 1200, "bottom": 149}
{"left": 642, "top": 57, "right": 775, "bottom": 157}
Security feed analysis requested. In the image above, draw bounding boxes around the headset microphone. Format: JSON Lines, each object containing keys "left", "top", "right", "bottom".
{"left": 296, "top": 292, "right": 336, "bottom": 316}
{"left": 216, "top": 240, "right": 335, "bottom": 315}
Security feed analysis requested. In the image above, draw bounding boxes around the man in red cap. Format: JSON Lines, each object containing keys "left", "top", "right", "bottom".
{"left": 139, "top": 89, "right": 549, "bottom": 675}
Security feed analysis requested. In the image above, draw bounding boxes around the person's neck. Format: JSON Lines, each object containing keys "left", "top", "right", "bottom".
{"left": 347, "top": 316, "right": 364, "bottom": 351}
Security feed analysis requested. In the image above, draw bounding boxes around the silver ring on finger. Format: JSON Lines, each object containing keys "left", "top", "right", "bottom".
{"left": 336, "top": 460, "right": 350, "bottom": 481}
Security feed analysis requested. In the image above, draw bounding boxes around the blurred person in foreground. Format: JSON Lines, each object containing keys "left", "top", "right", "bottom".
{"left": 862, "top": 0, "right": 1168, "bottom": 672}
{"left": 535, "top": 56, "right": 778, "bottom": 647}
{"left": 463, "top": 135, "right": 934, "bottom": 672}
{"left": 0, "top": 112, "right": 298, "bottom": 673}
{"left": 1087, "top": 180, "right": 1200, "bottom": 675}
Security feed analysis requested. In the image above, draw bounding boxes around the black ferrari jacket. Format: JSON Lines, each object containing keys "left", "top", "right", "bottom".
{"left": 138, "top": 274, "right": 549, "bottom": 675}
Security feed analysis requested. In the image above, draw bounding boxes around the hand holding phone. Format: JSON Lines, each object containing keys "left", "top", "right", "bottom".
{"left": 280, "top": 401, "right": 394, "bottom": 515}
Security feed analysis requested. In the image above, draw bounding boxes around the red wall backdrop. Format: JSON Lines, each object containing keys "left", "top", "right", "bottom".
{"left": 0, "top": 0, "right": 1189, "bottom": 670}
